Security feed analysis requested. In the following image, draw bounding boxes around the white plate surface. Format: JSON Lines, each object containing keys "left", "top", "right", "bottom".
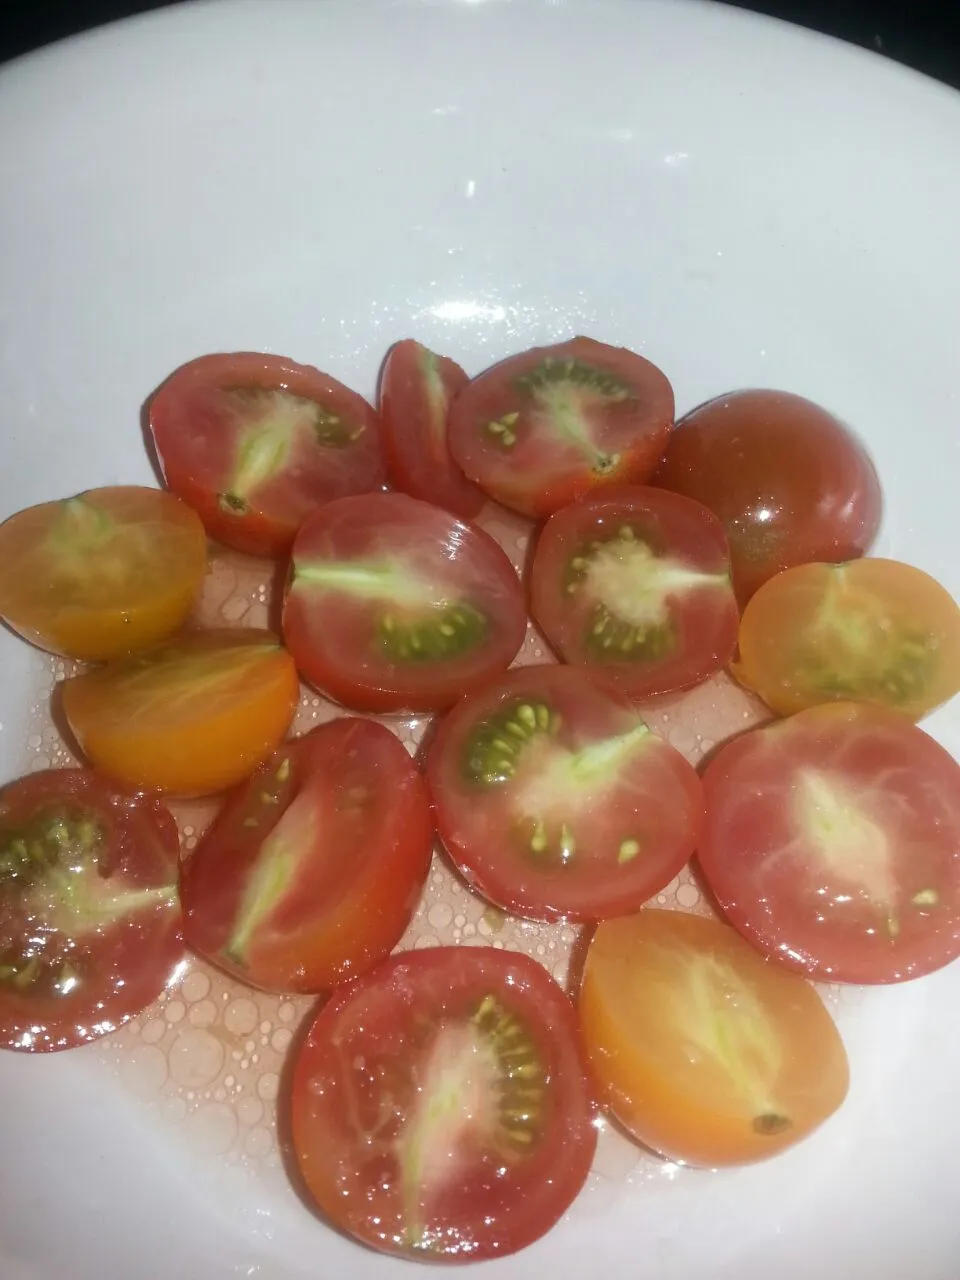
{"left": 0, "top": 2, "right": 959, "bottom": 1277}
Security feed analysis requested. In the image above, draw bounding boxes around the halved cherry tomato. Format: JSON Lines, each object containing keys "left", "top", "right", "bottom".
{"left": 181, "top": 718, "right": 433, "bottom": 992}
{"left": 579, "top": 910, "right": 849, "bottom": 1166}
{"left": 426, "top": 665, "right": 703, "bottom": 921}
{"left": 732, "top": 558, "right": 960, "bottom": 720}
{"left": 447, "top": 337, "right": 675, "bottom": 517}
{"left": 654, "top": 390, "right": 882, "bottom": 604}
{"left": 149, "top": 352, "right": 385, "bottom": 557}
{"left": 378, "top": 339, "right": 485, "bottom": 519}
{"left": 290, "top": 946, "right": 597, "bottom": 1261}
{"left": 282, "top": 493, "right": 527, "bottom": 713}
{"left": 0, "top": 486, "right": 206, "bottom": 661}
{"left": 0, "top": 769, "right": 182, "bottom": 1052}
{"left": 61, "top": 629, "right": 299, "bottom": 796}
{"left": 698, "top": 703, "right": 960, "bottom": 983}
{"left": 530, "top": 486, "right": 739, "bottom": 699}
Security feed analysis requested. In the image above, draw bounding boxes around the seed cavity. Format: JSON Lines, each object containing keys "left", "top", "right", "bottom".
{"left": 753, "top": 1113, "right": 792, "bottom": 1136}
{"left": 586, "top": 604, "right": 675, "bottom": 662}
{"left": 912, "top": 888, "right": 939, "bottom": 906}
{"left": 515, "top": 357, "right": 632, "bottom": 401}
{"left": 618, "top": 839, "right": 641, "bottom": 864}
{"left": 484, "top": 411, "right": 520, "bottom": 449}
{"left": 379, "top": 602, "right": 487, "bottom": 664}
{"left": 464, "top": 699, "right": 560, "bottom": 787}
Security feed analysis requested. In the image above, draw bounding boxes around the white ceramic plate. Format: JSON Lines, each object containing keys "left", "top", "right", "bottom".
{"left": 1, "top": 1, "right": 959, "bottom": 1276}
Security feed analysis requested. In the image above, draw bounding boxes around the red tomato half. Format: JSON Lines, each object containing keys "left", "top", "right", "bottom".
{"left": 378, "top": 339, "right": 485, "bottom": 519}
{"left": 181, "top": 718, "right": 433, "bottom": 992}
{"left": 0, "top": 769, "right": 182, "bottom": 1052}
{"left": 149, "top": 352, "right": 385, "bottom": 557}
{"left": 530, "top": 486, "right": 739, "bottom": 699}
{"left": 427, "top": 665, "right": 704, "bottom": 921}
{"left": 654, "top": 389, "right": 882, "bottom": 604}
{"left": 290, "top": 946, "right": 597, "bottom": 1262}
{"left": 282, "top": 493, "right": 527, "bottom": 713}
{"left": 699, "top": 703, "right": 960, "bottom": 983}
{"left": 448, "top": 337, "right": 674, "bottom": 517}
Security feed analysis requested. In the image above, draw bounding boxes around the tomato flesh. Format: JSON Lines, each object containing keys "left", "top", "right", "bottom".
{"left": 732, "top": 558, "right": 960, "bottom": 720}
{"left": 579, "top": 910, "right": 849, "bottom": 1166}
{"left": 531, "top": 485, "right": 739, "bottom": 699}
{"left": 0, "top": 769, "right": 182, "bottom": 1052}
{"left": 61, "top": 629, "right": 299, "bottom": 796}
{"left": 427, "top": 665, "right": 704, "bottom": 921}
{"left": 181, "top": 718, "right": 433, "bottom": 992}
{"left": 699, "top": 702, "right": 960, "bottom": 983}
{"left": 378, "top": 339, "right": 485, "bottom": 519}
{"left": 149, "top": 352, "right": 385, "bottom": 557}
{"left": 290, "top": 946, "right": 597, "bottom": 1261}
{"left": 448, "top": 337, "right": 675, "bottom": 517}
{"left": 654, "top": 389, "right": 882, "bottom": 604}
{"left": 282, "top": 493, "right": 527, "bottom": 712}
{"left": 0, "top": 486, "right": 207, "bottom": 661}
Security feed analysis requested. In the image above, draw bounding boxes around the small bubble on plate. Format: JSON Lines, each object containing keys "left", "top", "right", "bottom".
{"left": 169, "top": 1028, "right": 225, "bottom": 1089}
{"left": 257, "top": 1073, "right": 280, "bottom": 1102}
{"left": 164, "top": 1001, "right": 186, "bottom": 1024}
{"left": 180, "top": 969, "right": 210, "bottom": 1004}
{"left": 224, "top": 998, "right": 259, "bottom": 1037}
{"left": 188, "top": 999, "right": 218, "bottom": 1029}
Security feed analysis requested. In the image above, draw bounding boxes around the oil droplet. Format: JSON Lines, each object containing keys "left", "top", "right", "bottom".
{"left": 271, "top": 1027, "right": 293, "bottom": 1053}
{"left": 180, "top": 970, "right": 211, "bottom": 1004}
{"left": 169, "top": 1028, "right": 226, "bottom": 1088}
{"left": 427, "top": 901, "right": 454, "bottom": 930}
{"left": 141, "top": 1019, "right": 166, "bottom": 1046}
{"left": 238, "top": 1097, "right": 264, "bottom": 1127}
{"left": 188, "top": 999, "right": 218, "bottom": 1029}
{"left": 257, "top": 1073, "right": 280, "bottom": 1102}
{"left": 278, "top": 1003, "right": 297, "bottom": 1023}
{"left": 164, "top": 1001, "right": 186, "bottom": 1024}
{"left": 186, "top": 1103, "right": 238, "bottom": 1157}
{"left": 676, "top": 882, "right": 701, "bottom": 909}
{"left": 224, "top": 998, "right": 259, "bottom": 1037}
{"left": 244, "top": 1127, "right": 275, "bottom": 1159}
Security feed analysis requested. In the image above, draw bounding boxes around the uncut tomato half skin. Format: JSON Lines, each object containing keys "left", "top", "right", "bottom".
{"left": 0, "top": 485, "right": 207, "bottom": 661}
{"left": 448, "top": 336, "right": 675, "bottom": 517}
{"left": 579, "top": 910, "right": 849, "bottom": 1167}
{"left": 378, "top": 339, "right": 485, "bottom": 519}
{"left": 289, "top": 946, "right": 598, "bottom": 1262}
{"left": 698, "top": 702, "right": 960, "bottom": 984}
{"left": 530, "top": 485, "right": 739, "bottom": 699}
{"left": 149, "top": 352, "right": 385, "bottom": 557}
{"left": 732, "top": 558, "right": 960, "bottom": 721}
{"left": 0, "top": 769, "right": 182, "bottom": 1053}
{"left": 61, "top": 629, "right": 299, "bottom": 797}
{"left": 654, "top": 389, "right": 883, "bottom": 604}
{"left": 181, "top": 718, "right": 433, "bottom": 993}
{"left": 426, "top": 664, "right": 704, "bottom": 922}
{"left": 282, "top": 492, "right": 527, "bottom": 713}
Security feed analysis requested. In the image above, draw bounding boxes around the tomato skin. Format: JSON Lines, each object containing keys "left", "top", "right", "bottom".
{"left": 699, "top": 703, "right": 960, "bottom": 984}
{"left": 530, "top": 485, "right": 739, "bottom": 699}
{"left": 290, "top": 946, "right": 597, "bottom": 1262}
{"left": 732, "top": 558, "right": 960, "bottom": 720}
{"left": 448, "top": 336, "right": 675, "bottom": 517}
{"left": 579, "top": 910, "right": 849, "bottom": 1167}
{"left": 61, "top": 629, "right": 299, "bottom": 797}
{"left": 0, "top": 486, "right": 207, "bottom": 661}
{"left": 149, "top": 352, "right": 386, "bottom": 557}
{"left": 654, "top": 389, "right": 882, "bottom": 604}
{"left": 282, "top": 493, "right": 527, "bottom": 713}
{"left": 378, "top": 339, "right": 485, "bottom": 519}
{"left": 426, "top": 665, "right": 704, "bottom": 922}
{"left": 181, "top": 718, "right": 433, "bottom": 993}
{"left": 0, "top": 769, "right": 182, "bottom": 1053}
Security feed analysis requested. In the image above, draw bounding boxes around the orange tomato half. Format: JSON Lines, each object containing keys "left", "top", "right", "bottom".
{"left": 732, "top": 558, "right": 960, "bottom": 720}
{"left": 578, "top": 909, "right": 849, "bottom": 1167}
{"left": 61, "top": 629, "right": 299, "bottom": 796}
{"left": 0, "top": 486, "right": 207, "bottom": 660}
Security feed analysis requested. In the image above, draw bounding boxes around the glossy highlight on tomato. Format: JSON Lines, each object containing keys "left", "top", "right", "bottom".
{"left": 61, "top": 629, "right": 299, "bottom": 796}
{"left": 378, "top": 339, "right": 485, "bottom": 519}
{"left": 732, "top": 558, "right": 960, "bottom": 720}
{"left": 531, "top": 485, "right": 739, "bottom": 699}
{"left": 579, "top": 910, "right": 849, "bottom": 1166}
{"left": 0, "top": 486, "right": 207, "bottom": 661}
{"left": 282, "top": 492, "right": 527, "bottom": 713}
{"left": 427, "top": 665, "right": 704, "bottom": 921}
{"left": 699, "top": 703, "right": 960, "bottom": 983}
{"left": 149, "top": 352, "right": 385, "bottom": 557}
{"left": 448, "top": 336, "right": 675, "bottom": 517}
{"left": 0, "top": 769, "right": 182, "bottom": 1053}
{"left": 181, "top": 718, "right": 433, "bottom": 992}
{"left": 655, "top": 389, "right": 882, "bottom": 604}
{"left": 290, "top": 946, "right": 597, "bottom": 1261}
